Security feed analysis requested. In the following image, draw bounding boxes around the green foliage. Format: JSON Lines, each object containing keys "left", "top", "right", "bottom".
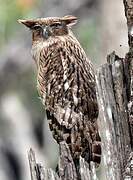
{"left": 76, "top": 20, "right": 100, "bottom": 64}
{"left": 0, "top": 0, "right": 39, "bottom": 47}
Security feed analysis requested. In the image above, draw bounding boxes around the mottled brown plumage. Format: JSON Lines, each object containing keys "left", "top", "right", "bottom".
{"left": 19, "top": 15, "right": 101, "bottom": 165}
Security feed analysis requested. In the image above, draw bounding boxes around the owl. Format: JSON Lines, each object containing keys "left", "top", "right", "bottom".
{"left": 19, "top": 15, "right": 101, "bottom": 165}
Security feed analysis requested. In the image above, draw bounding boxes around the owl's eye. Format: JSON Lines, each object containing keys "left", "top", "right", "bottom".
{"left": 32, "top": 25, "right": 42, "bottom": 30}
{"left": 50, "top": 23, "right": 62, "bottom": 28}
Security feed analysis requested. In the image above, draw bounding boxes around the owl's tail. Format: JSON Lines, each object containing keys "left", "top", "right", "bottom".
{"left": 91, "top": 122, "right": 102, "bottom": 165}
{"left": 92, "top": 139, "right": 101, "bottom": 165}
{"left": 82, "top": 131, "right": 101, "bottom": 166}
{"left": 81, "top": 121, "right": 102, "bottom": 166}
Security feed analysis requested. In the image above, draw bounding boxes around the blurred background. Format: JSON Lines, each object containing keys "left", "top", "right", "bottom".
{"left": 0, "top": 0, "right": 128, "bottom": 180}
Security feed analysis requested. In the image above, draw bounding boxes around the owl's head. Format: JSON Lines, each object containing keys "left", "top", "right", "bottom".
{"left": 18, "top": 15, "right": 77, "bottom": 41}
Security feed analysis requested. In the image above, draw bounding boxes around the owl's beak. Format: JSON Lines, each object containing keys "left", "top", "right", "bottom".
{"left": 43, "top": 26, "right": 49, "bottom": 39}
{"left": 18, "top": 19, "right": 36, "bottom": 28}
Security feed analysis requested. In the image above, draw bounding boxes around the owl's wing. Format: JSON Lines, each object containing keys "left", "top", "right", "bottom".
{"left": 41, "top": 40, "right": 98, "bottom": 129}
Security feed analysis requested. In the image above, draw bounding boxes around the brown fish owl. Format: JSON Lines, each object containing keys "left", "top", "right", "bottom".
{"left": 19, "top": 15, "right": 101, "bottom": 165}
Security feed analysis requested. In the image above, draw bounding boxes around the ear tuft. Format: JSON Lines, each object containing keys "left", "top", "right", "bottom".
{"left": 61, "top": 15, "right": 78, "bottom": 26}
{"left": 18, "top": 19, "right": 36, "bottom": 28}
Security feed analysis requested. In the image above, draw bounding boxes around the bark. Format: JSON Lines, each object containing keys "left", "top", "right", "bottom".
{"left": 28, "top": 145, "right": 97, "bottom": 180}
{"left": 96, "top": 52, "right": 132, "bottom": 179}
{"left": 123, "top": 0, "right": 133, "bottom": 148}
